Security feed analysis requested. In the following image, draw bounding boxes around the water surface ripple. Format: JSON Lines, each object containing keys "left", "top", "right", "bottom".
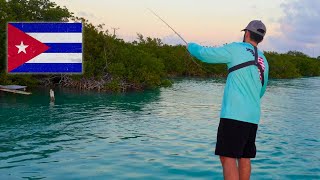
{"left": 0, "top": 78, "right": 319, "bottom": 179}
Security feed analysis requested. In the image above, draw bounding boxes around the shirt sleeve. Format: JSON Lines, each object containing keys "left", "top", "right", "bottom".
{"left": 187, "top": 43, "right": 232, "bottom": 64}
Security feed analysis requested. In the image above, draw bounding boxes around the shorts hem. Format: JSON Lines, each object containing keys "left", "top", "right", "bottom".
{"left": 215, "top": 152, "right": 256, "bottom": 159}
{"left": 215, "top": 152, "right": 242, "bottom": 159}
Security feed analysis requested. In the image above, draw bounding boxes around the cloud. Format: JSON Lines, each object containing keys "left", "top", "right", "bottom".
{"left": 265, "top": 0, "right": 320, "bottom": 57}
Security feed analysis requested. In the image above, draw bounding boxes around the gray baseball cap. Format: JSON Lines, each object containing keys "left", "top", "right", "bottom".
{"left": 242, "top": 20, "right": 266, "bottom": 37}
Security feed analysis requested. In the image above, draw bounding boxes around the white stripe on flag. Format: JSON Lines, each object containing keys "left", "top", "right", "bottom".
{"left": 25, "top": 53, "right": 82, "bottom": 63}
{"left": 27, "top": 33, "right": 82, "bottom": 43}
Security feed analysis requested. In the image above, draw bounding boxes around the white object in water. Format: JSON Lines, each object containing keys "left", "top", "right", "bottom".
{"left": 0, "top": 85, "right": 31, "bottom": 95}
{"left": 50, "top": 89, "right": 55, "bottom": 102}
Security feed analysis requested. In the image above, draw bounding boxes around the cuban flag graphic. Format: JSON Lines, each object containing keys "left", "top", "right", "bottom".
{"left": 7, "top": 22, "right": 82, "bottom": 73}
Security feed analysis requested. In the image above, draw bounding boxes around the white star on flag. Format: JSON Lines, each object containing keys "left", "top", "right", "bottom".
{"left": 16, "top": 41, "right": 29, "bottom": 54}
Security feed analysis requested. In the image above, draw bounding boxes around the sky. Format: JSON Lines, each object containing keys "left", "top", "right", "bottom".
{"left": 52, "top": 0, "right": 320, "bottom": 57}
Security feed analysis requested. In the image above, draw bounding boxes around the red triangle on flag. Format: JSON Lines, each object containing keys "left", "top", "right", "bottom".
{"left": 7, "top": 24, "right": 50, "bottom": 72}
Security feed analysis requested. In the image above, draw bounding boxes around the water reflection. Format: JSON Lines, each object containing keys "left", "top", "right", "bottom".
{"left": 0, "top": 78, "right": 319, "bottom": 179}
{"left": 1, "top": 87, "right": 161, "bottom": 110}
{"left": 0, "top": 87, "right": 162, "bottom": 168}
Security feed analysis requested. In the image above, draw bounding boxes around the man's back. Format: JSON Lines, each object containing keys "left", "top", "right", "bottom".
{"left": 188, "top": 42, "right": 269, "bottom": 124}
{"left": 187, "top": 20, "right": 269, "bottom": 179}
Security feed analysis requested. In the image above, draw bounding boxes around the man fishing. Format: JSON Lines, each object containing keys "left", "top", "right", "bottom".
{"left": 187, "top": 20, "right": 269, "bottom": 180}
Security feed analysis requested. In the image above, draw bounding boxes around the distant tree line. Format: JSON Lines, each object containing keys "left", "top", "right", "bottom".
{"left": 265, "top": 51, "right": 320, "bottom": 78}
{"left": 0, "top": 0, "right": 319, "bottom": 92}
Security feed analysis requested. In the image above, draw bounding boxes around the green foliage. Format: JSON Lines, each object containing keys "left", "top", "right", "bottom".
{"left": 265, "top": 52, "right": 320, "bottom": 78}
{"left": 0, "top": 0, "right": 319, "bottom": 92}
{"left": 0, "top": 72, "right": 39, "bottom": 86}
{"left": 0, "top": 72, "right": 12, "bottom": 85}
{"left": 161, "top": 79, "right": 173, "bottom": 87}
{"left": 267, "top": 55, "right": 301, "bottom": 78}
{"left": 108, "top": 63, "right": 126, "bottom": 78}
{"left": 286, "top": 50, "right": 309, "bottom": 58}
{"left": 70, "top": 74, "right": 82, "bottom": 81}
{"left": 104, "top": 79, "right": 121, "bottom": 93}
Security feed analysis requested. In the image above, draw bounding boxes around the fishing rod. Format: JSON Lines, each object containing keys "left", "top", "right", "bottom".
{"left": 147, "top": 8, "right": 210, "bottom": 72}
{"left": 147, "top": 8, "right": 188, "bottom": 45}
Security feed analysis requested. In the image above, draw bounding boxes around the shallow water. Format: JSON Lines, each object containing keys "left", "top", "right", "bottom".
{"left": 0, "top": 77, "right": 319, "bottom": 179}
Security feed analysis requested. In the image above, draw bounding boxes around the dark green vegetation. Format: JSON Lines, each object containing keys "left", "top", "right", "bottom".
{"left": 266, "top": 51, "right": 320, "bottom": 78}
{"left": 1, "top": 0, "right": 319, "bottom": 92}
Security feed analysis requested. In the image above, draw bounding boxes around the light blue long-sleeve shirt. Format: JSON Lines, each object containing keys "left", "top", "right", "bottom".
{"left": 188, "top": 42, "right": 269, "bottom": 124}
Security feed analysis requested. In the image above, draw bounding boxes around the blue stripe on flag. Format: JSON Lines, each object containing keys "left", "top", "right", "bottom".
{"left": 10, "top": 23, "right": 82, "bottom": 33}
{"left": 45, "top": 43, "right": 82, "bottom": 53}
{"left": 11, "top": 63, "right": 82, "bottom": 73}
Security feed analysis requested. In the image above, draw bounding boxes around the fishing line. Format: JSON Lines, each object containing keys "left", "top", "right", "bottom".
{"left": 147, "top": 8, "right": 210, "bottom": 72}
{"left": 147, "top": 8, "right": 188, "bottom": 45}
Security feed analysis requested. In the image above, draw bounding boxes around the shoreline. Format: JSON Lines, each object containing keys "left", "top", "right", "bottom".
{"left": 10, "top": 76, "right": 319, "bottom": 94}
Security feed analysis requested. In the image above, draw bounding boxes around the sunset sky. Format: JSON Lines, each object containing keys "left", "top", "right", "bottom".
{"left": 53, "top": 0, "right": 320, "bottom": 57}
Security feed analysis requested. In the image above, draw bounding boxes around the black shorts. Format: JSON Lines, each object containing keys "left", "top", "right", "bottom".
{"left": 215, "top": 118, "right": 258, "bottom": 158}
